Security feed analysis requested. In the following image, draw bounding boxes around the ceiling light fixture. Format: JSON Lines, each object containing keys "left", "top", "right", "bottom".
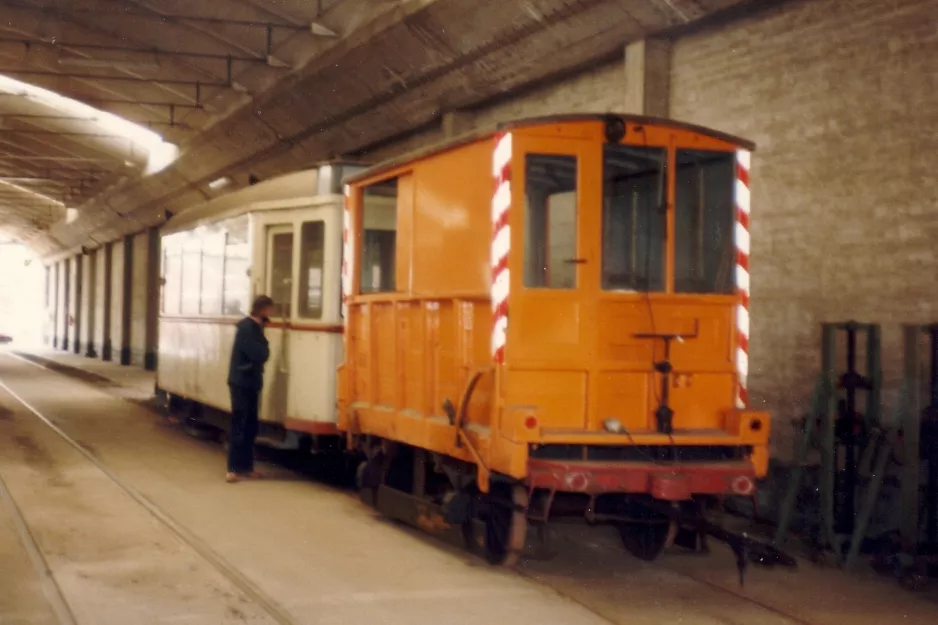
{"left": 208, "top": 176, "right": 231, "bottom": 191}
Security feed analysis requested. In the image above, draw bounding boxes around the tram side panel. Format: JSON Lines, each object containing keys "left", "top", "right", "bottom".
{"left": 158, "top": 214, "right": 252, "bottom": 414}
{"left": 342, "top": 139, "right": 500, "bottom": 466}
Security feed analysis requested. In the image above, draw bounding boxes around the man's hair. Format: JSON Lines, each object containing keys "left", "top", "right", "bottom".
{"left": 250, "top": 295, "right": 274, "bottom": 316}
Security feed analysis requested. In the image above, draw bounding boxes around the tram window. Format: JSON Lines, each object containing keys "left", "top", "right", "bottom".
{"left": 268, "top": 229, "right": 294, "bottom": 318}
{"left": 523, "top": 154, "right": 578, "bottom": 289}
{"left": 222, "top": 215, "right": 250, "bottom": 316}
{"left": 674, "top": 150, "right": 735, "bottom": 295}
{"left": 200, "top": 227, "right": 225, "bottom": 315}
{"left": 360, "top": 179, "right": 397, "bottom": 294}
{"left": 298, "top": 221, "right": 325, "bottom": 319}
{"left": 162, "top": 234, "right": 182, "bottom": 314}
{"left": 180, "top": 233, "right": 202, "bottom": 315}
{"left": 601, "top": 145, "right": 666, "bottom": 292}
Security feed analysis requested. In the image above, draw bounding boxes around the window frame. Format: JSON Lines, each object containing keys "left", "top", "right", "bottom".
{"left": 297, "top": 219, "right": 326, "bottom": 320}
{"left": 522, "top": 152, "right": 580, "bottom": 290}
{"left": 221, "top": 214, "right": 250, "bottom": 318}
{"left": 265, "top": 224, "right": 295, "bottom": 320}
{"left": 672, "top": 148, "right": 737, "bottom": 295}
{"left": 179, "top": 232, "right": 203, "bottom": 316}
{"left": 600, "top": 143, "right": 669, "bottom": 294}
{"left": 358, "top": 177, "right": 399, "bottom": 295}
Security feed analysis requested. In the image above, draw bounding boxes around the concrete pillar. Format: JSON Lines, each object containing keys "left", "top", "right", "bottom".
{"left": 93, "top": 246, "right": 107, "bottom": 359}
{"left": 109, "top": 239, "right": 128, "bottom": 364}
{"left": 144, "top": 227, "right": 160, "bottom": 371}
{"left": 51, "top": 263, "right": 59, "bottom": 348}
{"left": 129, "top": 232, "right": 148, "bottom": 367}
{"left": 102, "top": 243, "right": 114, "bottom": 361}
{"left": 60, "top": 258, "right": 70, "bottom": 351}
{"left": 118, "top": 236, "right": 133, "bottom": 365}
{"left": 80, "top": 252, "right": 96, "bottom": 357}
{"left": 72, "top": 254, "right": 82, "bottom": 355}
{"left": 623, "top": 38, "right": 672, "bottom": 118}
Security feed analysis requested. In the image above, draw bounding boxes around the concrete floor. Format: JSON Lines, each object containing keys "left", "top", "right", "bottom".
{"left": 0, "top": 348, "right": 937, "bottom": 625}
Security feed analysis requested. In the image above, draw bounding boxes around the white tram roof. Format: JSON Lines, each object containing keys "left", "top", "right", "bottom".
{"left": 162, "top": 164, "right": 363, "bottom": 235}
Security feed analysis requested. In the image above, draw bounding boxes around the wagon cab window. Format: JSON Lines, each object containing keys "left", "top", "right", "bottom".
{"left": 360, "top": 178, "right": 397, "bottom": 294}
{"left": 523, "top": 154, "right": 578, "bottom": 289}
{"left": 601, "top": 145, "right": 666, "bottom": 292}
{"left": 298, "top": 221, "right": 325, "bottom": 319}
{"left": 674, "top": 150, "right": 736, "bottom": 294}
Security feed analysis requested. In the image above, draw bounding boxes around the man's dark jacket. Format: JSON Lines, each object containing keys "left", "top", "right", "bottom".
{"left": 227, "top": 317, "right": 270, "bottom": 390}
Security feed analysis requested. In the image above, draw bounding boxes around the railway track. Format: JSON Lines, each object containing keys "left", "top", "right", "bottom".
{"left": 0, "top": 358, "right": 297, "bottom": 625}
{"left": 0, "top": 352, "right": 891, "bottom": 625}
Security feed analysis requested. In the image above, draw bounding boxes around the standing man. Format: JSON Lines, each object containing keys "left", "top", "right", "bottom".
{"left": 226, "top": 295, "right": 274, "bottom": 483}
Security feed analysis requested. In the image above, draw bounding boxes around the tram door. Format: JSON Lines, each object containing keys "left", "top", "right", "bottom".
{"left": 262, "top": 224, "right": 294, "bottom": 423}
{"left": 507, "top": 134, "right": 601, "bottom": 431}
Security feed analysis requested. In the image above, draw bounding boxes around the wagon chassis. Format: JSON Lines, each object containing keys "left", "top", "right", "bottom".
{"left": 352, "top": 434, "right": 795, "bottom": 584}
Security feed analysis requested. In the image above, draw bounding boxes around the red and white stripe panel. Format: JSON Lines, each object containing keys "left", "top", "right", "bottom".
{"left": 735, "top": 149, "right": 751, "bottom": 409}
{"left": 341, "top": 184, "right": 351, "bottom": 318}
{"left": 491, "top": 132, "right": 512, "bottom": 363}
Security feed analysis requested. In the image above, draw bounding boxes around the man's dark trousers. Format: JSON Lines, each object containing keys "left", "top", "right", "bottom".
{"left": 228, "top": 384, "right": 260, "bottom": 473}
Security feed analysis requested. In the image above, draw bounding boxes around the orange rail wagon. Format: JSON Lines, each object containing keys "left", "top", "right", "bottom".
{"left": 338, "top": 114, "right": 774, "bottom": 567}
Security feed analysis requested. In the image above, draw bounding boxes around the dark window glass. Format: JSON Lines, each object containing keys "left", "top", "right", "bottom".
{"left": 360, "top": 179, "right": 397, "bottom": 294}
{"left": 674, "top": 150, "right": 735, "bottom": 294}
{"left": 268, "top": 230, "right": 294, "bottom": 318}
{"left": 601, "top": 145, "right": 666, "bottom": 291}
{"left": 298, "top": 221, "right": 325, "bottom": 319}
{"left": 523, "top": 154, "right": 578, "bottom": 289}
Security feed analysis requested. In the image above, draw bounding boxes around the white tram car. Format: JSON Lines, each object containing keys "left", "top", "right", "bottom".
{"left": 156, "top": 164, "right": 368, "bottom": 449}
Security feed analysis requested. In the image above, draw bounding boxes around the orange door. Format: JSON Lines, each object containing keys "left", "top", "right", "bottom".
{"left": 505, "top": 135, "right": 601, "bottom": 431}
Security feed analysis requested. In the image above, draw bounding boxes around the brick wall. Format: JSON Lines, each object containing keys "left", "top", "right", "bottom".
{"left": 358, "top": 0, "right": 938, "bottom": 456}
{"left": 670, "top": 0, "right": 938, "bottom": 454}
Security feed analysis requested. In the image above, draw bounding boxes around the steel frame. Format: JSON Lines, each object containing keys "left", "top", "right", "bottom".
{"left": 0, "top": 1, "right": 309, "bottom": 30}
{"left": 0, "top": 37, "right": 271, "bottom": 64}
{"left": 0, "top": 67, "right": 231, "bottom": 89}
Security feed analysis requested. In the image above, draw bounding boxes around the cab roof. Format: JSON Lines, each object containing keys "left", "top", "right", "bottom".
{"left": 345, "top": 113, "right": 755, "bottom": 185}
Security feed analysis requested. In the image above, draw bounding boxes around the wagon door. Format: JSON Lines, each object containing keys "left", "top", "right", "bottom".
{"left": 286, "top": 208, "right": 343, "bottom": 430}
{"left": 505, "top": 135, "right": 601, "bottom": 431}
{"left": 260, "top": 223, "right": 295, "bottom": 423}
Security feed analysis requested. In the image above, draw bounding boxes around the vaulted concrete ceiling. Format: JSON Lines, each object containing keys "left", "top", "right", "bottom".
{"left": 0, "top": 0, "right": 765, "bottom": 256}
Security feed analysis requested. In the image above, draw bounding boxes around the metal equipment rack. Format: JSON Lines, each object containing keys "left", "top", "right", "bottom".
{"left": 775, "top": 322, "right": 884, "bottom": 566}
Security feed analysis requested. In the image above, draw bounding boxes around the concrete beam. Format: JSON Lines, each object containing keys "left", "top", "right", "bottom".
{"left": 441, "top": 112, "right": 472, "bottom": 140}
{"left": 623, "top": 38, "right": 672, "bottom": 118}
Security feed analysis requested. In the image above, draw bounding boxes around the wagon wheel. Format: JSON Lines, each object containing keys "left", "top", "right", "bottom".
{"left": 355, "top": 455, "right": 386, "bottom": 508}
{"left": 528, "top": 523, "right": 559, "bottom": 561}
{"left": 482, "top": 483, "right": 528, "bottom": 567}
{"left": 617, "top": 500, "right": 678, "bottom": 562}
